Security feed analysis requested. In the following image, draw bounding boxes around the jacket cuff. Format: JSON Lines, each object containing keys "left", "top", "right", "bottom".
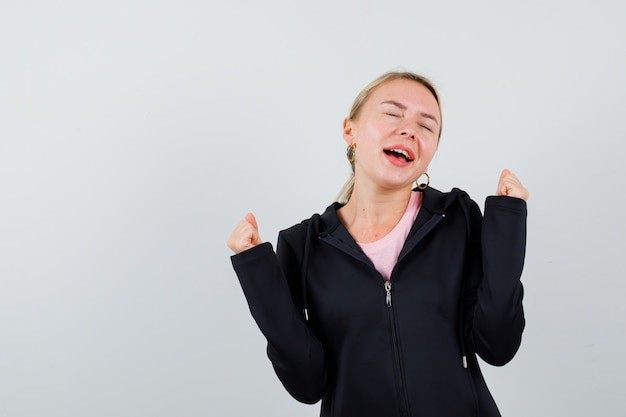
{"left": 485, "top": 195, "right": 527, "bottom": 214}
{"left": 231, "top": 242, "right": 275, "bottom": 267}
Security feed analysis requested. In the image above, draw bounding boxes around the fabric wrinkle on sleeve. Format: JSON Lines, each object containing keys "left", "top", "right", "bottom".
{"left": 231, "top": 241, "right": 327, "bottom": 404}
{"left": 465, "top": 195, "right": 527, "bottom": 366}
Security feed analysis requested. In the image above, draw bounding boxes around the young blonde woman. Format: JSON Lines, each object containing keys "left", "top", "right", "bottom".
{"left": 227, "top": 71, "right": 529, "bottom": 417}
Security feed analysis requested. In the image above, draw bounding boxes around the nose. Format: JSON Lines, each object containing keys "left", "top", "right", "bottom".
{"left": 400, "top": 126, "right": 416, "bottom": 140}
{"left": 398, "top": 117, "right": 417, "bottom": 139}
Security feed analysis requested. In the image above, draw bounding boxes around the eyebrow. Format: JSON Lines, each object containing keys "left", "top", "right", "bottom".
{"left": 380, "top": 100, "right": 440, "bottom": 126}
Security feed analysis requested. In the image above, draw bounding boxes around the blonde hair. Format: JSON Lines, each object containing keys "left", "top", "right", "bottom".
{"left": 336, "top": 71, "right": 442, "bottom": 204}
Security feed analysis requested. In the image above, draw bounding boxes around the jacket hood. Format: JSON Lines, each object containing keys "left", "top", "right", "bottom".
{"left": 314, "top": 186, "right": 468, "bottom": 237}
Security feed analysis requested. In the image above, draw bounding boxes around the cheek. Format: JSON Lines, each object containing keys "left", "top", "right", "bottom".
{"left": 366, "top": 116, "right": 395, "bottom": 132}
{"left": 419, "top": 137, "right": 438, "bottom": 157}
{"left": 358, "top": 123, "right": 389, "bottom": 151}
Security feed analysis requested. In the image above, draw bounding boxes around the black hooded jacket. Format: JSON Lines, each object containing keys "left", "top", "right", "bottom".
{"left": 231, "top": 187, "right": 527, "bottom": 416}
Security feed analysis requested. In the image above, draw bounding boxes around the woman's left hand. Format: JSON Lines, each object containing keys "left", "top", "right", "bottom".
{"left": 496, "top": 169, "right": 529, "bottom": 201}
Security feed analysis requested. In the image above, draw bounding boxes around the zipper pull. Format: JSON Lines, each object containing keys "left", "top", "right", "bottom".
{"left": 384, "top": 281, "right": 392, "bottom": 307}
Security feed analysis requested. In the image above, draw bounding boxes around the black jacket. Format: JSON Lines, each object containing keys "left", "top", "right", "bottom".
{"left": 231, "top": 187, "right": 527, "bottom": 416}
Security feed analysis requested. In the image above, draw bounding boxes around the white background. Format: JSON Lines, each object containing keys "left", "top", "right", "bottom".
{"left": 1, "top": 1, "right": 625, "bottom": 416}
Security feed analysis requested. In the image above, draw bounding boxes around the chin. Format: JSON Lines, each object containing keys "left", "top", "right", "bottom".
{"left": 378, "top": 179, "right": 416, "bottom": 191}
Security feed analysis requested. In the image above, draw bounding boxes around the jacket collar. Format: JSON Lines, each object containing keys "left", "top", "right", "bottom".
{"left": 316, "top": 186, "right": 462, "bottom": 237}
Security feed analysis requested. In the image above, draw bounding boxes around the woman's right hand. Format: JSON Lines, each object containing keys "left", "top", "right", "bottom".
{"left": 227, "top": 213, "right": 263, "bottom": 254}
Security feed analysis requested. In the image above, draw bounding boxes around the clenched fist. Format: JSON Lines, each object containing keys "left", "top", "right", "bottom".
{"left": 496, "top": 169, "right": 529, "bottom": 201}
{"left": 227, "top": 213, "right": 263, "bottom": 254}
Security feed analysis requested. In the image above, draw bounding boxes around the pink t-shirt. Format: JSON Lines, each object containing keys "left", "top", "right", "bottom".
{"left": 357, "top": 191, "right": 421, "bottom": 281}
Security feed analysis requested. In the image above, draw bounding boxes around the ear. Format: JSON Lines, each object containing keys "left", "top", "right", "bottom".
{"left": 343, "top": 118, "right": 355, "bottom": 145}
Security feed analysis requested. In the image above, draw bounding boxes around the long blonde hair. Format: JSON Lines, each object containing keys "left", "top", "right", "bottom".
{"left": 336, "top": 71, "right": 442, "bottom": 204}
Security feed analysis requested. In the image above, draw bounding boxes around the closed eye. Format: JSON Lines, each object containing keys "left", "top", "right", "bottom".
{"left": 385, "top": 113, "right": 400, "bottom": 117}
{"left": 420, "top": 124, "right": 433, "bottom": 132}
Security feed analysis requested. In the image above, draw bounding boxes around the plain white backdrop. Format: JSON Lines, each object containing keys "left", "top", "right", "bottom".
{"left": 1, "top": 1, "right": 625, "bottom": 416}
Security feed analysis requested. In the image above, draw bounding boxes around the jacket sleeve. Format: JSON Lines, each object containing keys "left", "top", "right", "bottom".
{"left": 231, "top": 240, "right": 327, "bottom": 403}
{"left": 464, "top": 195, "right": 527, "bottom": 366}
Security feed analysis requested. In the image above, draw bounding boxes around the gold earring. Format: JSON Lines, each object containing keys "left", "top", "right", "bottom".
{"left": 416, "top": 172, "right": 430, "bottom": 191}
{"left": 346, "top": 144, "right": 356, "bottom": 163}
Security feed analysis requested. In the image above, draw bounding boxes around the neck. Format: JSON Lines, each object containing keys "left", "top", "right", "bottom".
{"left": 338, "top": 182, "right": 413, "bottom": 242}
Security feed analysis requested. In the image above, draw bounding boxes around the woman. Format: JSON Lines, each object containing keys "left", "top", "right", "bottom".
{"left": 227, "top": 71, "right": 529, "bottom": 416}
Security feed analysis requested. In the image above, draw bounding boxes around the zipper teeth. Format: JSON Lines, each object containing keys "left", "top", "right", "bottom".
{"left": 385, "top": 281, "right": 410, "bottom": 416}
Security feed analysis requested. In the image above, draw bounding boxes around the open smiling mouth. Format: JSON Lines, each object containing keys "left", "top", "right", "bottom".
{"left": 384, "top": 148, "right": 414, "bottom": 163}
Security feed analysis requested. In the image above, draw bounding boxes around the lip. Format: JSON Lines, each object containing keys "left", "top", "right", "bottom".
{"left": 383, "top": 144, "right": 416, "bottom": 161}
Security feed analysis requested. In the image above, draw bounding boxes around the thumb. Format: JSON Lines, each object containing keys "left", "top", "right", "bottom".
{"left": 497, "top": 169, "right": 511, "bottom": 196}
{"left": 245, "top": 212, "right": 258, "bottom": 230}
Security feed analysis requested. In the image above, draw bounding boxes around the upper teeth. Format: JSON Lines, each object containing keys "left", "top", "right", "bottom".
{"left": 389, "top": 149, "right": 410, "bottom": 159}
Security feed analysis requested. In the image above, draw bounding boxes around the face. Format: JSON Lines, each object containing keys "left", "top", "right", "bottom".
{"left": 343, "top": 78, "right": 441, "bottom": 192}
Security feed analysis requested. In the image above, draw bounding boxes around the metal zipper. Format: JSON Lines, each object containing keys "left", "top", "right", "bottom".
{"left": 385, "top": 281, "right": 392, "bottom": 307}
{"left": 384, "top": 280, "right": 410, "bottom": 416}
